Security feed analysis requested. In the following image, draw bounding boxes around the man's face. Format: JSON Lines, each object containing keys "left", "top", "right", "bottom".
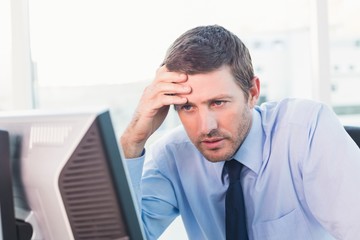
{"left": 176, "top": 66, "right": 259, "bottom": 162}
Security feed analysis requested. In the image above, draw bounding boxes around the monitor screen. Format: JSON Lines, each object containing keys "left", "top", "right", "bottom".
{"left": 0, "top": 108, "right": 145, "bottom": 240}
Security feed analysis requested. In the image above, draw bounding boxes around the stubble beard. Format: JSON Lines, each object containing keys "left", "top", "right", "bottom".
{"left": 195, "top": 107, "right": 253, "bottom": 163}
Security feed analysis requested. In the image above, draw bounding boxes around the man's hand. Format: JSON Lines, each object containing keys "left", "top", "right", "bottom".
{"left": 120, "top": 66, "right": 191, "bottom": 158}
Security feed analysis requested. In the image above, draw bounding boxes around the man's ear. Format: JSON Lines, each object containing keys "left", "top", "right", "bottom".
{"left": 248, "top": 77, "right": 260, "bottom": 108}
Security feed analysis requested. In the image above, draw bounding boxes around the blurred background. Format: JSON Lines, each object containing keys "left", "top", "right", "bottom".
{"left": 1, "top": 0, "right": 359, "bottom": 238}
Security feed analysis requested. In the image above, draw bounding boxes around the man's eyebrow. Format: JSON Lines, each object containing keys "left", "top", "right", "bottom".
{"left": 184, "top": 94, "right": 233, "bottom": 106}
{"left": 201, "top": 94, "right": 233, "bottom": 103}
{"left": 207, "top": 94, "right": 233, "bottom": 99}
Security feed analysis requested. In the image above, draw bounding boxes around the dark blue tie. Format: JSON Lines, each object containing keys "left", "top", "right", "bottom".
{"left": 225, "top": 160, "right": 248, "bottom": 240}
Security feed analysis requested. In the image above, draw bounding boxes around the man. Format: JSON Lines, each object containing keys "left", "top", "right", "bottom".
{"left": 120, "top": 25, "right": 360, "bottom": 240}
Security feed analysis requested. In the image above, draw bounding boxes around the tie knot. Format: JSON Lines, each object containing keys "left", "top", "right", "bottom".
{"left": 225, "top": 159, "right": 243, "bottom": 183}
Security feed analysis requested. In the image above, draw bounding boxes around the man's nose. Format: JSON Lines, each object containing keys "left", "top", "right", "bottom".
{"left": 199, "top": 110, "right": 218, "bottom": 135}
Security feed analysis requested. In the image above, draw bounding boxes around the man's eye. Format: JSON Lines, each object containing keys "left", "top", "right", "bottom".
{"left": 212, "top": 101, "right": 225, "bottom": 107}
{"left": 181, "top": 104, "right": 193, "bottom": 111}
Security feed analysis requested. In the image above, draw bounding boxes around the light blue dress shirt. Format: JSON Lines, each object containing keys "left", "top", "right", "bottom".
{"left": 126, "top": 98, "right": 360, "bottom": 240}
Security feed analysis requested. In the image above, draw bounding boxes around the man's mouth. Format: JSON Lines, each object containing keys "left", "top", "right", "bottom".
{"left": 201, "top": 137, "right": 225, "bottom": 149}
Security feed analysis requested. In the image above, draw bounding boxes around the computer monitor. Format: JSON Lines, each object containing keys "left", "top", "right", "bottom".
{"left": 0, "top": 108, "right": 145, "bottom": 240}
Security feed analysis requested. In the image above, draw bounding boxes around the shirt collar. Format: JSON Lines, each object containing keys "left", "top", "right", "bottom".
{"left": 232, "top": 108, "right": 264, "bottom": 175}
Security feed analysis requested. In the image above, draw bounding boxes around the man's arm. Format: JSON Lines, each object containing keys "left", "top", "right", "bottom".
{"left": 302, "top": 104, "right": 360, "bottom": 239}
{"left": 121, "top": 66, "right": 191, "bottom": 239}
{"left": 120, "top": 66, "right": 191, "bottom": 158}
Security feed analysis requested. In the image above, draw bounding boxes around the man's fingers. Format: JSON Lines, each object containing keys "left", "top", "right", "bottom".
{"left": 160, "top": 95, "right": 188, "bottom": 106}
{"left": 156, "top": 65, "right": 188, "bottom": 83}
{"left": 143, "top": 81, "right": 191, "bottom": 103}
{"left": 156, "top": 82, "right": 191, "bottom": 95}
{"left": 147, "top": 86, "right": 189, "bottom": 109}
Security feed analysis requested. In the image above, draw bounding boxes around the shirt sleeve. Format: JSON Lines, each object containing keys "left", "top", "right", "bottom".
{"left": 302, "top": 104, "right": 360, "bottom": 239}
{"left": 125, "top": 149, "right": 180, "bottom": 240}
{"left": 125, "top": 153, "right": 145, "bottom": 205}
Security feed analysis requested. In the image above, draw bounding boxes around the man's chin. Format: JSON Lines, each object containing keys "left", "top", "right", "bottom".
{"left": 201, "top": 149, "right": 233, "bottom": 163}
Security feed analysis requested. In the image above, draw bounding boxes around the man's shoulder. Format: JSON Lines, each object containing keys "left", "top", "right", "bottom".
{"left": 259, "top": 98, "right": 324, "bottom": 112}
{"left": 147, "top": 125, "right": 199, "bottom": 171}
{"left": 257, "top": 98, "right": 326, "bottom": 126}
{"left": 150, "top": 125, "right": 193, "bottom": 151}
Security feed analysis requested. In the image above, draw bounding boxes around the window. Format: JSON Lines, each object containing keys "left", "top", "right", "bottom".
{"left": 328, "top": 0, "right": 360, "bottom": 125}
{"left": 27, "top": 0, "right": 322, "bottom": 136}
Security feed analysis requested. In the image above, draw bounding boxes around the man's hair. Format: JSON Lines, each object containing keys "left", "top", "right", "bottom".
{"left": 162, "top": 25, "right": 255, "bottom": 98}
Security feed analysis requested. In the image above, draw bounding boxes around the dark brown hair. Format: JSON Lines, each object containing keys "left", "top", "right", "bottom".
{"left": 162, "top": 25, "right": 255, "bottom": 98}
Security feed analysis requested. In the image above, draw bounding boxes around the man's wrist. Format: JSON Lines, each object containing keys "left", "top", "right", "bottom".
{"left": 120, "top": 134, "right": 145, "bottom": 159}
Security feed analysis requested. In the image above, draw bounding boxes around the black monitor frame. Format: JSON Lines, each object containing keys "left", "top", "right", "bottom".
{"left": 0, "top": 130, "right": 33, "bottom": 240}
{"left": 0, "top": 129, "right": 18, "bottom": 240}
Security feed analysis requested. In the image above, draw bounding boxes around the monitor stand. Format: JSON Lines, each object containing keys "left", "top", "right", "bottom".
{"left": 0, "top": 130, "right": 32, "bottom": 240}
